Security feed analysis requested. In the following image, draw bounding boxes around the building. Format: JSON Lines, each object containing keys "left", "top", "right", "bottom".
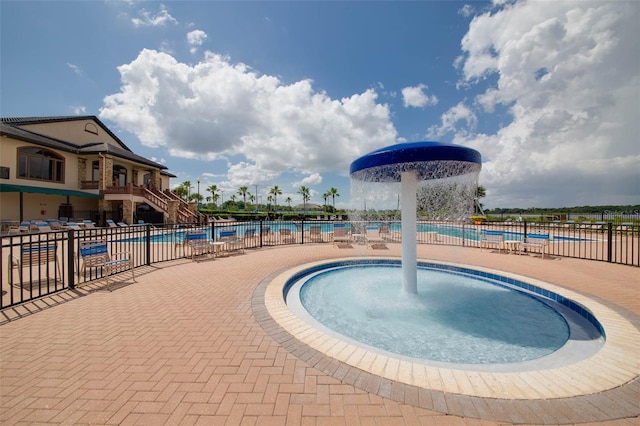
{"left": 0, "top": 116, "right": 201, "bottom": 226}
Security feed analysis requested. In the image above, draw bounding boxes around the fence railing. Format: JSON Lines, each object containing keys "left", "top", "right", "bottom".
{"left": 2, "top": 220, "right": 638, "bottom": 309}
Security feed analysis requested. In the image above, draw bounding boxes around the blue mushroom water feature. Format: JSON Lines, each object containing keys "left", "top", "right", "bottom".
{"left": 350, "top": 142, "right": 482, "bottom": 294}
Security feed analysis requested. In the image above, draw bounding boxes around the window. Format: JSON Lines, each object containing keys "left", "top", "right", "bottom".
{"left": 92, "top": 161, "right": 100, "bottom": 181}
{"left": 18, "top": 147, "right": 64, "bottom": 183}
{"left": 113, "top": 165, "right": 127, "bottom": 186}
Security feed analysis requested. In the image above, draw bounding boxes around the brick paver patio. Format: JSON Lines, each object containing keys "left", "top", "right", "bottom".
{"left": 1, "top": 243, "right": 638, "bottom": 425}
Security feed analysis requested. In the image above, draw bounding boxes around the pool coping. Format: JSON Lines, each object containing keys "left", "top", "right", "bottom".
{"left": 253, "top": 256, "right": 640, "bottom": 423}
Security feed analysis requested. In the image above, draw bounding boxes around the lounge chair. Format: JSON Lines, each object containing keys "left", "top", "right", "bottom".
{"left": 83, "top": 220, "right": 97, "bottom": 229}
{"left": 332, "top": 225, "right": 352, "bottom": 247}
{"left": 117, "top": 222, "right": 128, "bottom": 227}
{"left": 79, "top": 239, "right": 135, "bottom": 290}
{"left": 243, "top": 228, "right": 257, "bottom": 246}
{"left": 308, "top": 225, "right": 324, "bottom": 242}
{"left": 30, "top": 221, "right": 55, "bottom": 233}
{"left": 261, "top": 226, "right": 273, "bottom": 244}
{"left": 365, "top": 225, "right": 387, "bottom": 249}
{"left": 279, "top": 228, "right": 296, "bottom": 244}
{"left": 67, "top": 222, "right": 83, "bottom": 230}
{"left": 616, "top": 223, "right": 633, "bottom": 233}
{"left": 106, "top": 219, "right": 118, "bottom": 228}
{"left": 8, "top": 241, "right": 62, "bottom": 286}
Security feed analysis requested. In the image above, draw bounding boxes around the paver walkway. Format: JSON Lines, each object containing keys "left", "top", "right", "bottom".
{"left": 1, "top": 243, "right": 638, "bottom": 425}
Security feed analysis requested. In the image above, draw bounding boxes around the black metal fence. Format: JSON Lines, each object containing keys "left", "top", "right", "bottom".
{"left": 2, "top": 220, "right": 638, "bottom": 309}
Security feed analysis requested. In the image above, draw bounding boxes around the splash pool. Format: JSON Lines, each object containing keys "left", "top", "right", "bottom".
{"left": 283, "top": 259, "right": 605, "bottom": 371}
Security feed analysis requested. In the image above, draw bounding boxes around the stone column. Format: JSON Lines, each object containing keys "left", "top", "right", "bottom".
{"left": 78, "top": 158, "right": 87, "bottom": 188}
{"left": 122, "top": 199, "right": 134, "bottom": 225}
{"left": 167, "top": 200, "right": 179, "bottom": 225}
{"left": 100, "top": 156, "right": 113, "bottom": 190}
{"left": 150, "top": 170, "right": 161, "bottom": 191}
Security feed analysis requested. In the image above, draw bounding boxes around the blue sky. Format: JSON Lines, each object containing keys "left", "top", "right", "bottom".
{"left": 2, "top": 1, "right": 638, "bottom": 209}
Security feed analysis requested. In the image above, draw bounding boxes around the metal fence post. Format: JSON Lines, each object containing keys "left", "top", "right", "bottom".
{"left": 301, "top": 219, "right": 305, "bottom": 244}
{"left": 607, "top": 222, "right": 613, "bottom": 263}
{"left": 67, "top": 229, "right": 76, "bottom": 289}
{"left": 146, "top": 224, "right": 151, "bottom": 266}
{"left": 259, "top": 220, "right": 263, "bottom": 247}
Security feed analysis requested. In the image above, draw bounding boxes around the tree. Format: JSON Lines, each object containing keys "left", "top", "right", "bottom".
{"left": 285, "top": 196, "right": 292, "bottom": 209}
{"left": 298, "top": 186, "right": 310, "bottom": 214}
{"left": 183, "top": 181, "right": 192, "bottom": 200}
{"left": 329, "top": 187, "right": 340, "bottom": 210}
{"left": 238, "top": 186, "right": 249, "bottom": 209}
{"left": 269, "top": 186, "right": 282, "bottom": 213}
{"left": 174, "top": 183, "right": 188, "bottom": 201}
{"left": 207, "top": 184, "right": 219, "bottom": 208}
{"left": 475, "top": 185, "right": 487, "bottom": 215}
{"left": 322, "top": 191, "right": 330, "bottom": 211}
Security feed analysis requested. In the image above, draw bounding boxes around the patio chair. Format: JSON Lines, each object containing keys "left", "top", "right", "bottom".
{"left": 8, "top": 241, "right": 62, "bottom": 286}
{"left": 83, "top": 220, "right": 97, "bottom": 229}
{"left": 45, "top": 219, "right": 64, "bottom": 230}
{"left": 34, "top": 221, "right": 54, "bottom": 233}
{"left": 279, "top": 228, "right": 296, "bottom": 244}
{"left": 106, "top": 219, "right": 118, "bottom": 228}
{"left": 480, "top": 231, "right": 505, "bottom": 252}
{"left": 365, "top": 225, "right": 387, "bottom": 249}
{"left": 522, "top": 233, "right": 550, "bottom": 259}
{"left": 219, "top": 229, "right": 245, "bottom": 254}
{"left": 308, "top": 225, "right": 324, "bottom": 242}
{"left": 184, "top": 231, "right": 223, "bottom": 260}
{"left": 332, "top": 225, "right": 352, "bottom": 247}
{"left": 79, "top": 239, "right": 135, "bottom": 290}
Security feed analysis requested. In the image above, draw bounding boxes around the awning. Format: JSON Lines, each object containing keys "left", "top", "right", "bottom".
{"left": 0, "top": 183, "right": 103, "bottom": 199}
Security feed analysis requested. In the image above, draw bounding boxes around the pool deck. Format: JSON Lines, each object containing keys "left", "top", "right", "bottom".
{"left": 1, "top": 243, "right": 638, "bottom": 425}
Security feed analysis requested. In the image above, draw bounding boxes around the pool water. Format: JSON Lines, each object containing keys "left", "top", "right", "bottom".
{"left": 293, "top": 264, "right": 571, "bottom": 364}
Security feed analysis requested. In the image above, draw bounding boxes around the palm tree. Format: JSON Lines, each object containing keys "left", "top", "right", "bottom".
{"left": 285, "top": 196, "right": 292, "bottom": 209}
{"left": 183, "top": 181, "right": 192, "bottom": 200}
{"left": 238, "top": 186, "right": 249, "bottom": 209}
{"left": 174, "top": 184, "right": 188, "bottom": 201}
{"left": 329, "top": 187, "right": 340, "bottom": 211}
{"left": 207, "top": 184, "right": 219, "bottom": 208}
{"left": 269, "top": 186, "right": 282, "bottom": 213}
{"left": 298, "top": 186, "right": 310, "bottom": 215}
{"left": 322, "top": 191, "right": 330, "bottom": 212}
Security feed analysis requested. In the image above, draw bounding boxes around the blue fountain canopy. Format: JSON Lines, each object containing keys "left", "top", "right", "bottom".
{"left": 350, "top": 141, "right": 481, "bottom": 182}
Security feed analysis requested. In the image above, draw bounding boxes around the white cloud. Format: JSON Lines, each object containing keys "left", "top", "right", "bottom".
{"left": 67, "top": 63, "right": 83, "bottom": 76}
{"left": 401, "top": 84, "right": 438, "bottom": 108}
{"left": 187, "top": 30, "right": 207, "bottom": 54}
{"left": 71, "top": 106, "right": 86, "bottom": 115}
{"left": 293, "top": 173, "right": 323, "bottom": 188}
{"left": 100, "top": 48, "right": 397, "bottom": 187}
{"left": 426, "top": 102, "right": 477, "bottom": 138}
{"left": 131, "top": 4, "right": 177, "bottom": 27}
{"left": 442, "top": 0, "right": 639, "bottom": 207}
{"left": 458, "top": 4, "right": 475, "bottom": 18}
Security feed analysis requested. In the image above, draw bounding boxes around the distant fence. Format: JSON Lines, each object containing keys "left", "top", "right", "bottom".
{"left": 2, "top": 220, "right": 638, "bottom": 309}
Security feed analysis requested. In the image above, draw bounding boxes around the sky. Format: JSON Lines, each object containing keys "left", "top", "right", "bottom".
{"left": 1, "top": 0, "right": 638, "bottom": 210}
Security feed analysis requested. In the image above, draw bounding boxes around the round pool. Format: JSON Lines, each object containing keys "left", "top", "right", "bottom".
{"left": 283, "top": 259, "right": 605, "bottom": 372}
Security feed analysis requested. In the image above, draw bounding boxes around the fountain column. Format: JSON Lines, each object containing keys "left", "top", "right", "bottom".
{"left": 401, "top": 171, "right": 417, "bottom": 294}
